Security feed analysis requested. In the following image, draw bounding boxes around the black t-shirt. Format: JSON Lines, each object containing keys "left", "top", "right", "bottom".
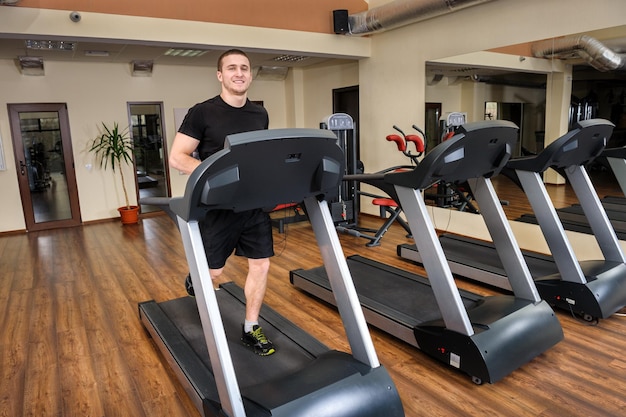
{"left": 178, "top": 95, "right": 269, "bottom": 160}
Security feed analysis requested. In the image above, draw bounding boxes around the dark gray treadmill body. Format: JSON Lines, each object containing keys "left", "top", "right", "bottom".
{"left": 517, "top": 212, "right": 626, "bottom": 240}
{"left": 139, "top": 129, "right": 403, "bottom": 417}
{"left": 292, "top": 255, "right": 484, "bottom": 345}
{"left": 603, "top": 146, "right": 626, "bottom": 199}
{"left": 517, "top": 144, "right": 626, "bottom": 237}
{"left": 400, "top": 119, "right": 626, "bottom": 321}
{"left": 140, "top": 283, "right": 327, "bottom": 416}
{"left": 398, "top": 234, "right": 626, "bottom": 320}
{"left": 602, "top": 195, "right": 626, "bottom": 205}
{"left": 140, "top": 283, "right": 397, "bottom": 417}
{"left": 398, "top": 235, "right": 558, "bottom": 291}
{"left": 517, "top": 204, "right": 626, "bottom": 239}
{"left": 292, "top": 121, "right": 564, "bottom": 384}
{"left": 290, "top": 255, "right": 560, "bottom": 385}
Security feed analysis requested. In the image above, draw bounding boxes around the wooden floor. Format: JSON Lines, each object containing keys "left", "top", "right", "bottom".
{"left": 2, "top": 172, "right": 626, "bottom": 417}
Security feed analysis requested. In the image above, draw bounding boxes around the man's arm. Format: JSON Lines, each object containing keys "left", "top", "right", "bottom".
{"left": 170, "top": 132, "right": 201, "bottom": 175}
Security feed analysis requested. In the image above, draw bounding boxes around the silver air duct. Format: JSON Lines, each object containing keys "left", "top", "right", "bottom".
{"left": 531, "top": 35, "right": 626, "bottom": 72}
{"left": 344, "top": 0, "right": 495, "bottom": 36}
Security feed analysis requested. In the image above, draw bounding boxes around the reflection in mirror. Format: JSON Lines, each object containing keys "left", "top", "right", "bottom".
{"left": 19, "top": 111, "right": 72, "bottom": 223}
{"left": 128, "top": 102, "right": 170, "bottom": 213}
{"left": 426, "top": 61, "right": 547, "bottom": 157}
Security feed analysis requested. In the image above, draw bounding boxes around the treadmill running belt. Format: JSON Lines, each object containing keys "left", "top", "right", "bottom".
{"left": 158, "top": 283, "right": 327, "bottom": 388}
{"left": 516, "top": 212, "right": 626, "bottom": 240}
{"left": 438, "top": 235, "right": 560, "bottom": 279}
{"left": 295, "top": 255, "right": 482, "bottom": 327}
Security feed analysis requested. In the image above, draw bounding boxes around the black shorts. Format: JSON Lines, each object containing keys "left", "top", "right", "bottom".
{"left": 200, "top": 208, "right": 274, "bottom": 269}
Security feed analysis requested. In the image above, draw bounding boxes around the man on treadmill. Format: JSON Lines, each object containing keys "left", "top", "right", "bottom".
{"left": 169, "top": 49, "right": 275, "bottom": 356}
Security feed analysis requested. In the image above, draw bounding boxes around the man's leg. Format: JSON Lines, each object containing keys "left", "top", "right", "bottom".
{"left": 244, "top": 257, "right": 270, "bottom": 323}
{"left": 241, "top": 257, "right": 275, "bottom": 355}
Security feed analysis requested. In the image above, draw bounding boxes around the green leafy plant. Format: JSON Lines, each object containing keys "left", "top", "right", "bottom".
{"left": 89, "top": 122, "right": 134, "bottom": 209}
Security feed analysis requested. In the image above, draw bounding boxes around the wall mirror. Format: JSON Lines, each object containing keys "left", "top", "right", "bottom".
{"left": 424, "top": 25, "right": 626, "bottom": 156}
{"left": 127, "top": 102, "right": 170, "bottom": 213}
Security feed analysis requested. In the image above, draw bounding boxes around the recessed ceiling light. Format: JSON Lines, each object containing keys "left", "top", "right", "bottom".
{"left": 272, "top": 55, "right": 309, "bottom": 63}
{"left": 25, "top": 40, "right": 75, "bottom": 51}
{"left": 164, "top": 48, "right": 208, "bottom": 57}
{"left": 84, "top": 50, "right": 110, "bottom": 57}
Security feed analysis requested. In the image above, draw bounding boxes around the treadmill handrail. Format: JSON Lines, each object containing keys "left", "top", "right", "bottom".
{"left": 601, "top": 145, "right": 626, "bottom": 159}
{"left": 170, "top": 128, "right": 344, "bottom": 222}
{"left": 507, "top": 119, "right": 614, "bottom": 173}
{"left": 385, "top": 120, "right": 518, "bottom": 190}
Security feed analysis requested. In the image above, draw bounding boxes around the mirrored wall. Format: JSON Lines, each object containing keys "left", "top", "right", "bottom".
{"left": 128, "top": 102, "right": 170, "bottom": 213}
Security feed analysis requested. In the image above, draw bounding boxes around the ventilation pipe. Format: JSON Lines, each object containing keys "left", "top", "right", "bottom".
{"left": 531, "top": 35, "right": 626, "bottom": 72}
{"left": 337, "top": 0, "right": 496, "bottom": 36}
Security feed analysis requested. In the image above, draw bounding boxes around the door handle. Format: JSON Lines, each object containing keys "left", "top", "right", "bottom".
{"left": 19, "top": 160, "right": 27, "bottom": 176}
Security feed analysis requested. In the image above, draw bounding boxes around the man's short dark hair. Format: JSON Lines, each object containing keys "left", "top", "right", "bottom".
{"left": 217, "top": 49, "right": 250, "bottom": 71}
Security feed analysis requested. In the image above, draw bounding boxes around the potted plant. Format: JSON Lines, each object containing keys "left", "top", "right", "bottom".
{"left": 89, "top": 122, "right": 139, "bottom": 224}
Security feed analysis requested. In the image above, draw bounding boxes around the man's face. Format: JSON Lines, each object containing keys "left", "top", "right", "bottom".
{"left": 217, "top": 53, "right": 252, "bottom": 96}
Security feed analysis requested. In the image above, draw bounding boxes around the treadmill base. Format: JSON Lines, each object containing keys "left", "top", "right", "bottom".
{"left": 139, "top": 282, "right": 404, "bottom": 417}
{"left": 291, "top": 256, "right": 564, "bottom": 384}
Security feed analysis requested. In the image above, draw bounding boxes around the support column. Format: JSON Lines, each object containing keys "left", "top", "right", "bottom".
{"left": 544, "top": 66, "right": 573, "bottom": 184}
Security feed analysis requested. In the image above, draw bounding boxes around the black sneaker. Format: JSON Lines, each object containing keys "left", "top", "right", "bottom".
{"left": 184, "top": 273, "right": 195, "bottom": 297}
{"left": 241, "top": 325, "right": 276, "bottom": 356}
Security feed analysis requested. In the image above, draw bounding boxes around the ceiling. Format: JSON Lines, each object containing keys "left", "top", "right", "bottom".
{"left": 0, "top": 36, "right": 350, "bottom": 73}
{"left": 1, "top": 24, "right": 626, "bottom": 83}
{"left": 426, "top": 32, "right": 626, "bottom": 88}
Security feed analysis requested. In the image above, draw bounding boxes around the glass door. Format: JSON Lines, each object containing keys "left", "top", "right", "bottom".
{"left": 8, "top": 103, "right": 81, "bottom": 231}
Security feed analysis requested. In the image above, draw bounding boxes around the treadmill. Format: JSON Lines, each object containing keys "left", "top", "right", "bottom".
{"left": 139, "top": 128, "right": 404, "bottom": 417}
{"left": 516, "top": 202, "right": 626, "bottom": 239}
{"left": 602, "top": 146, "right": 626, "bottom": 204}
{"left": 399, "top": 119, "right": 626, "bottom": 321}
{"left": 514, "top": 145, "right": 626, "bottom": 238}
{"left": 291, "top": 120, "right": 563, "bottom": 385}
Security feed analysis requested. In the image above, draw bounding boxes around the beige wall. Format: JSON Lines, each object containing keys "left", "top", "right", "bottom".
{"left": 0, "top": 8, "right": 367, "bottom": 233}
{"left": 302, "top": 62, "right": 360, "bottom": 129}
{"left": 2, "top": 0, "right": 626, "bottom": 231}
{"left": 0, "top": 56, "right": 362, "bottom": 232}
{"left": 0, "top": 59, "right": 292, "bottom": 230}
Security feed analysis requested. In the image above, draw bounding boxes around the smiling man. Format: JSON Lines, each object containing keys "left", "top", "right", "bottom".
{"left": 169, "top": 49, "right": 275, "bottom": 356}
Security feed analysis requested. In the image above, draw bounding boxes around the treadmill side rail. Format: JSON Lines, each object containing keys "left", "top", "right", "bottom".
{"left": 467, "top": 176, "right": 541, "bottom": 302}
{"left": 566, "top": 165, "right": 626, "bottom": 263}
{"left": 304, "top": 195, "right": 381, "bottom": 368}
{"left": 178, "top": 217, "right": 246, "bottom": 417}
{"left": 516, "top": 170, "right": 588, "bottom": 284}
{"left": 606, "top": 155, "right": 626, "bottom": 197}
{"left": 395, "top": 185, "right": 475, "bottom": 336}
